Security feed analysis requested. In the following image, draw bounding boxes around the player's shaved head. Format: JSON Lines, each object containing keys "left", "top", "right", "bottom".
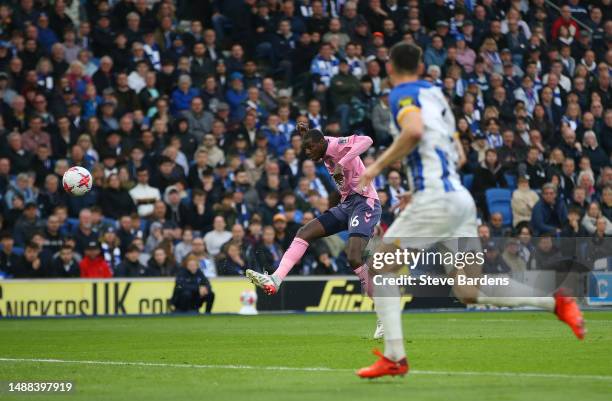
{"left": 304, "top": 129, "right": 324, "bottom": 144}
{"left": 302, "top": 129, "right": 326, "bottom": 161}
{"left": 389, "top": 42, "right": 422, "bottom": 75}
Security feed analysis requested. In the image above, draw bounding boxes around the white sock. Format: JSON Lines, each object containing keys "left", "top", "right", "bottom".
{"left": 477, "top": 278, "right": 555, "bottom": 311}
{"left": 373, "top": 276, "right": 405, "bottom": 361}
{"left": 476, "top": 296, "right": 555, "bottom": 311}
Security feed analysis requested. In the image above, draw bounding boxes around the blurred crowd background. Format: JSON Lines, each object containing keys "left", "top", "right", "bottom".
{"left": 0, "top": 0, "right": 610, "bottom": 281}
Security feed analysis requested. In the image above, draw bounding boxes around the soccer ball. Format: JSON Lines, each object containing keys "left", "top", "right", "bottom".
{"left": 63, "top": 166, "right": 93, "bottom": 196}
{"left": 240, "top": 290, "right": 257, "bottom": 306}
{"left": 239, "top": 290, "right": 258, "bottom": 315}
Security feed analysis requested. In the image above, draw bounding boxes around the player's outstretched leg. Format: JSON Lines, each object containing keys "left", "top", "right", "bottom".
{"left": 346, "top": 235, "right": 383, "bottom": 338}
{"left": 452, "top": 268, "right": 586, "bottom": 340}
{"left": 347, "top": 236, "right": 374, "bottom": 297}
{"left": 357, "top": 242, "right": 408, "bottom": 378}
{"left": 246, "top": 219, "right": 326, "bottom": 295}
{"left": 476, "top": 288, "right": 585, "bottom": 340}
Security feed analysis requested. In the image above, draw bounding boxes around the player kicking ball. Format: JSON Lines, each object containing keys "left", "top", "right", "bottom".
{"left": 246, "top": 122, "right": 384, "bottom": 337}
{"left": 355, "top": 42, "right": 585, "bottom": 379}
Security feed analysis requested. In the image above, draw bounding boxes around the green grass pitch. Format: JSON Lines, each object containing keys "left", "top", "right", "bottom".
{"left": 0, "top": 311, "right": 611, "bottom": 401}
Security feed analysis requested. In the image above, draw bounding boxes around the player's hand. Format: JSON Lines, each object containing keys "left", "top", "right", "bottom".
{"left": 199, "top": 286, "right": 208, "bottom": 297}
{"left": 358, "top": 164, "right": 380, "bottom": 192}
{"left": 333, "top": 164, "right": 344, "bottom": 187}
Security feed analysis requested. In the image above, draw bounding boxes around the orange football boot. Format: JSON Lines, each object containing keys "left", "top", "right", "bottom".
{"left": 356, "top": 349, "right": 409, "bottom": 379}
{"left": 554, "top": 289, "right": 586, "bottom": 340}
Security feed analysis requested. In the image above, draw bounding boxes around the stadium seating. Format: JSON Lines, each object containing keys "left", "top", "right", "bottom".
{"left": 485, "top": 189, "right": 513, "bottom": 226}
{"left": 103, "top": 218, "right": 118, "bottom": 228}
{"left": 67, "top": 218, "right": 79, "bottom": 230}
{"left": 504, "top": 174, "right": 517, "bottom": 190}
{"left": 462, "top": 174, "right": 474, "bottom": 191}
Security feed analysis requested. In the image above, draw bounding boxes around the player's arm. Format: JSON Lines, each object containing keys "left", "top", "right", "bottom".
{"left": 337, "top": 135, "right": 373, "bottom": 166}
{"left": 359, "top": 108, "right": 423, "bottom": 188}
{"left": 334, "top": 135, "right": 373, "bottom": 184}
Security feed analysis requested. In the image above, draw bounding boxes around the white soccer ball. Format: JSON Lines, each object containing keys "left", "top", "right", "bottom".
{"left": 239, "top": 290, "right": 258, "bottom": 315}
{"left": 240, "top": 290, "right": 257, "bottom": 306}
{"left": 63, "top": 166, "right": 93, "bottom": 196}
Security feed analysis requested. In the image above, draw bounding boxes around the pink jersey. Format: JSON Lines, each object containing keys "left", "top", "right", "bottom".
{"left": 323, "top": 135, "right": 378, "bottom": 201}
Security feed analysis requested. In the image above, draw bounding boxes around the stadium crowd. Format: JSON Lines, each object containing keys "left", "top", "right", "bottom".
{"left": 0, "top": 0, "right": 610, "bottom": 282}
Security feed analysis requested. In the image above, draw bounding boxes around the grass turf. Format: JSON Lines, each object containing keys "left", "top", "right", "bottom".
{"left": 0, "top": 311, "right": 610, "bottom": 401}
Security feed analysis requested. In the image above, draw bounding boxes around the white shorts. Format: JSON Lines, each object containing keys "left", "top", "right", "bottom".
{"left": 384, "top": 188, "right": 478, "bottom": 250}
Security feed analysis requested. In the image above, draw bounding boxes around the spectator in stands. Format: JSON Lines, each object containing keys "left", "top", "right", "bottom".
{"left": 530, "top": 183, "right": 568, "bottom": 235}
{"left": 249, "top": 225, "right": 282, "bottom": 273}
{"left": 204, "top": 216, "right": 232, "bottom": 257}
{"left": 551, "top": 5, "right": 580, "bottom": 41}
{"left": 424, "top": 34, "right": 447, "bottom": 67}
{"left": 163, "top": 186, "right": 187, "bottom": 227}
{"left": 528, "top": 234, "right": 565, "bottom": 270}
{"left": 568, "top": 187, "right": 588, "bottom": 217}
{"left": 129, "top": 166, "right": 161, "bottom": 218}
{"left": 581, "top": 202, "right": 612, "bottom": 236}
{"left": 313, "top": 251, "right": 340, "bottom": 275}
{"left": 116, "top": 244, "right": 149, "bottom": 277}
{"left": 330, "top": 58, "right": 360, "bottom": 133}
{"left": 171, "top": 255, "right": 214, "bottom": 314}
{"left": 5, "top": 173, "right": 37, "bottom": 208}
{"left": 560, "top": 157, "right": 577, "bottom": 201}
{"left": 601, "top": 187, "right": 612, "bottom": 222}
{"left": 21, "top": 116, "right": 51, "bottom": 153}
{"left": 39, "top": 174, "right": 68, "bottom": 219}
{"left": 13, "top": 202, "right": 42, "bottom": 246}
{"left": 522, "top": 147, "right": 547, "bottom": 191}
{"left": 42, "top": 215, "right": 64, "bottom": 255}
{"left": 310, "top": 42, "right": 338, "bottom": 88}
{"left": 473, "top": 149, "right": 507, "bottom": 216}
{"left": 497, "top": 130, "right": 525, "bottom": 173}
{"left": 148, "top": 246, "right": 178, "bottom": 277}
{"left": 0, "top": 231, "right": 19, "bottom": 277}
{"left": 385, "top": 169, "right": 408, "bottom": 211}
{"left": 100, "top": 227, "right": 122, "bottom": 274}
{"left": 73, "top": 208, "right": 98, "bottom": 254}
{"left": 576, "top": 170, "right": 596, "bottom": 202}
{"left": 582, "top": 131, "right": 608, "bottom": 174}
{"left": 79, "top": 241, "right": 112, "bottom": 278}
{"left": 183, "top": 96, "right": 214, "bottom": 143}
{"left": 50, "top": 244, "right": 80, "bottom": 278}
{"left": 489, "top": 212, "right": 510, "bottom": 238}
{"left": 586, "top": 216, "right": 610, "bottom": 265}
{"left": 174, "top": 228, "right": 193, "bottom": 265}
{"left": 561, "top": 207, "right": 589, "bottom": 237}
{"left": 188, "top": 236, "right": 216, "bottom": 278}
{"left": 482, "top": 240, "right": 507, "bottom": 274}
{"left": 13, "top": 241, "right": 46, "bottom": 278}
{"left": 511, "top": 175, "right": 539, "bottom": 227}
{"left": 218, "top": 241, "right": 246, "bottom": 276}
{"left": 500, "top": 238, "right": 527, "bottom": 274}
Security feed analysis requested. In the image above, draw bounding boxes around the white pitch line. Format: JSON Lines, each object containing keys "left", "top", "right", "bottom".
{"left": 1, "top": 357, "right": 611, "bottom": 382}
{"left": 0, "top": 358, "right": 339, "bottom": 372}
